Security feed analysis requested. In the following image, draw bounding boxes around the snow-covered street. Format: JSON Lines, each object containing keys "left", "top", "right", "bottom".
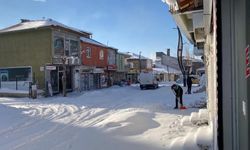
{"left": 0, "top": 83, "right": 206, "bottom": 150}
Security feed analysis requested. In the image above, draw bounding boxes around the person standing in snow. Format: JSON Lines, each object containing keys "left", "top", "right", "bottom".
{"left": 171, "top": 84, "right": 184, "bottom": 109}
{"left": 186, "top": 75, "right": 195, "bottom": 94}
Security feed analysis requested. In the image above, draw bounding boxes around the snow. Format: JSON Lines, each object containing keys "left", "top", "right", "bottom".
{"left": 0, "top": 83, "right": 211, "bottom": 150}
{"left": 0, "top": 19, "right": 91, "bottom": 35}
{"left": 0, "top": 88, "right": 28, "bottom": 94}
{"left": 153, "top": 63, "right": 182, "bottom": 74}
{"left": 126, "top": 52, "right": 149, "bottom": 60}
{"left": 80, "top": 37, "right": 108, "bottom": 48}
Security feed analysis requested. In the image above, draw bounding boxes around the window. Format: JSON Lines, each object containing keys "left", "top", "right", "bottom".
{"left": 70, "top": 40, "right": 79, "bottom": 56}
{"left": 86, "top": 47, "right": 91, "bottom": 58}
{"left": 99, "top": 50, "right": 104, "bottom": 60}
{"left": 0, "top": 67, "right": 32, "bottom": 81}
{"left": 54, "top": 36, "right": 64, "bottom": 56}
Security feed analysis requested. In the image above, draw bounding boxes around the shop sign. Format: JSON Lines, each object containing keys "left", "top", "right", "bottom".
{"left": 46, "top": 66, "right": 57, "bottom": 70}
{"left": 107, "top": 65, "right": 117, "bottom": 70}
{"left": 40, "top": 66, "right": 45, "bottom": 71}
{"left": 93, "top": 68, "right": 104, "bottom": 74}
{"left": 246, "top": 45, "right": 250, "bottom": 79}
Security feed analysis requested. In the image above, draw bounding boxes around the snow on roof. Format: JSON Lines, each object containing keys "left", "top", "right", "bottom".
{"left": 0, "top": 19, "right": 92, "bottom": 35}
{"left": 80, "top": 37, "right": 108, "bottom": 48}
{"left": 153, "top": 63, "right": 181, "bottom": 74}
{"left": 126, "top": 52, "right": 150, "bottom": 60}
{"left": 159, "top": 55, "right": 180, "bottom": 70}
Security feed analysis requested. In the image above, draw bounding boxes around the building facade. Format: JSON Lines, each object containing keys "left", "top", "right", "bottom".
{"left": 114, "top": 52, "right": 129, "bottom": 84}
{"left": 126, "top": 52, "right": 153, "bottom": 83}
{"left": 0, "top": 19, "right": 91, "bottom": 95}
{"left": 106, "top": 47, "right": 117, "bottom": 86}
{"left": 80, "top": 37, "right": 108, "bottom": 90}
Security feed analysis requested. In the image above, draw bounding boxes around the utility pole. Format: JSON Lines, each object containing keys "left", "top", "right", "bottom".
{"left": 139, "top": 51, "right": 142, "bottom": 73}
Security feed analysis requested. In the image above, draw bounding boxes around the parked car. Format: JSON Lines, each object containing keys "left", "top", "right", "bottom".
{"left": 138, "top": 72, "right": 159, "bottom": 90}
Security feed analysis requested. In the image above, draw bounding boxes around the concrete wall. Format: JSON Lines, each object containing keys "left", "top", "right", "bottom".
{"left": 0, "top": 28, "right": 52, "bottom": 89}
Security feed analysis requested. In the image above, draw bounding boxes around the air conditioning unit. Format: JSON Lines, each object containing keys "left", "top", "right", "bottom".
{"left": 67, "top": 57, "right": 74, "bottom": 65}
{"left": 74, "top": 58, "right": 80, "bottom": 65}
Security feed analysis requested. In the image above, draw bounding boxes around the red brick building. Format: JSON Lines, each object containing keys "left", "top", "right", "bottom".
{"left": 79, "top": 37, "right": 109, "bottom": 91}
{"left": 80, "top": 37, "right": 108, "bottom": 68}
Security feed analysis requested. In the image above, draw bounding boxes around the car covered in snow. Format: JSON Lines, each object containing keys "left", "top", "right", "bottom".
{"left": 138, "top": 72, "right": 159, "bottom": 90}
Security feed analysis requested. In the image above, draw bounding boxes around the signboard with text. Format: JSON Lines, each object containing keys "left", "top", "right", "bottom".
{"left": 46, "top": 66, "right": 57, "bottom": 71}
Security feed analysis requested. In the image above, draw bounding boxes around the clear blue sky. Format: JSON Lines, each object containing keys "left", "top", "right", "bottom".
{"left": 0, "top": 0, "right": 190, "bottom": 58}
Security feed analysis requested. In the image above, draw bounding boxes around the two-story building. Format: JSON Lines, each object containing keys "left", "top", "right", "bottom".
{"left": 0, "top": 19, "right": 91, "bottom": 94}
{"left": 106, "top": 47, "right": 118, "bottom": 86}
{"left": 114, "top": 52, "right": 130, "bottom": 84}
{"left": 80, "top": 37, "right": 108, "bottom": 90}
{"left": 126, "top": 52, "right": 153, "bottom": 83}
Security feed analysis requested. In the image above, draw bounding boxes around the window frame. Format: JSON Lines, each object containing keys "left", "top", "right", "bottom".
{"left": 99, "top": 49, "right": 104, "bottom": 60}
{"left": 86, "top": 47, "right": 92, "bottom": 58}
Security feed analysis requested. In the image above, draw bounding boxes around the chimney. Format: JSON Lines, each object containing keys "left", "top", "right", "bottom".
{"left": 167, "top": 48, "right": 170, "bottom": 56}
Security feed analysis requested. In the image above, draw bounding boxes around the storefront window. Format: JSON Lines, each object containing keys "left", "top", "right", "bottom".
{"left": 0, "top": 67, "right": 32, "bottom": 81}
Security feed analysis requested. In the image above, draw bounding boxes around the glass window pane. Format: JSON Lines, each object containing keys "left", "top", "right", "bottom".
{"left": 70, "top": 40, "right": 79, "bottom": 56}
{"left": 54, "top": 36, "right": 64, "bottom": 55}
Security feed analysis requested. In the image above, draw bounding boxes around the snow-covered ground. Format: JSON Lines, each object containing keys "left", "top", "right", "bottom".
{"left": 0, "top": 83, "right": 207, "bottom": 150}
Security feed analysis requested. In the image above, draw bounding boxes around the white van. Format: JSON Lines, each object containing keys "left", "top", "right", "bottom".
{"left": 138, "top": 72, "right": 159, "bottom": 90}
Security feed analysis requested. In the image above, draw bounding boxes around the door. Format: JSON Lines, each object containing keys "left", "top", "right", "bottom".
{"left": 50, "top": 68, "right": 59, "bottom": 93}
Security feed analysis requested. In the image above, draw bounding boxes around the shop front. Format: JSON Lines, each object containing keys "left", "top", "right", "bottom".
{"left": 79, "top": 66, "right": 105, "bottom": 91}
{"left": 45, "top": 65, "right": 75, "bottom": 95}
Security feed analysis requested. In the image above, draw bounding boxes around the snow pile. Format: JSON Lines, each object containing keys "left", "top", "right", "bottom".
{"left": 181, "top": 109, "right": 209, "bottom": 127}
{"left": 169, "top": 108, "right": 211, "bottom": 150}
{"left": 195, "top": 125, "right": 213, "bottom": 149}
{"left": 193, "top": 74, "right": 207, "bottom": 93}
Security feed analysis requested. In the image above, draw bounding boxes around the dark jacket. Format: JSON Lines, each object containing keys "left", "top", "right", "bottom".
{"left": 187, "top": 76, "right": 195, "bottom": 86}
{"left": 171, "top": 84, "right": 183, "bottom": 97}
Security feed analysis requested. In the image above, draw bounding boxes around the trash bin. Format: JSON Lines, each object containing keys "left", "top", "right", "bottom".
{"left": 31, "top": 84, "right": 37, "bottom": 99}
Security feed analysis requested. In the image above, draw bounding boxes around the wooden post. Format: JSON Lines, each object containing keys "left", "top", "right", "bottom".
{"left": 62, "top": 57, "right": 67, "bottom": 97}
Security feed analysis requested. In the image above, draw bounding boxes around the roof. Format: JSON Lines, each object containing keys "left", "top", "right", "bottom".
{"left": 126, "top": 52, "right": 150, "bottom": 60}
{"left": 154, "top": 61, "right": 181, "bottom": 74}
{"left": 160, "top": 55, "right": 180, "bottom": 70}
{"left": 80, "top": 37, "right": 108, "bottom": 48}
{"left": 117, "top": 52, "right": 131, "bottom": 57}
{"left": 0, "top": 19, "right": 92, "bottom": 35}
